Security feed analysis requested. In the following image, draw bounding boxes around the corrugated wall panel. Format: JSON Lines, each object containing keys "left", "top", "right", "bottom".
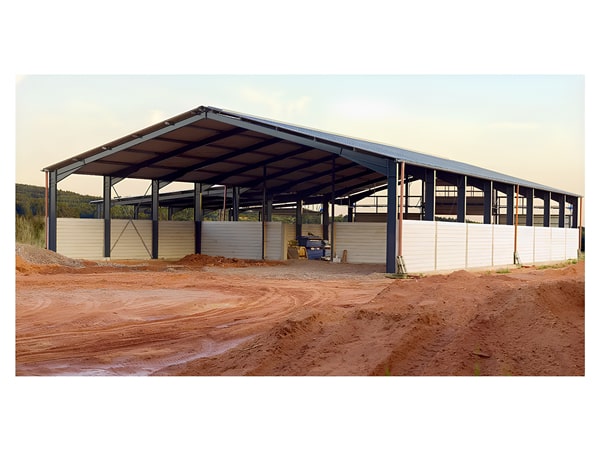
{"left": 550, "top": 227, "right": 566, "bottom": 261}
{"left": 403, "top": 220, "right": 436, "bottom": 273}
{"left": 436, "top": 222, "right": 467, "bottom": 271}
{"left": 466, "top": 223, "right": 493, "bottom": 269}
{"left": 534, "top": 227, "right": 552, "bottom": 262}
{"left": 201, "top": 222, "right": 262, "bottom": 259}
{"left": 57, "top": 218, "right": 104, "bottom": 259}
{"left": 265, "top": 222, "right": 284, "bottom": 260}
{"left": 493, "top": 224, "right": 514, "bottom": 267}
{"left": 334, "top": 222, "right": 387, "bottom": 263}
{"left": 565, "top": 228, "right": 579, "bottom": 260}
{"left": 158, "top": 221, "right": 195, "bottom": 259}
{"left": 110, "top": 219, "right": 153, "bottom": 259}
{"left": 516, "top": 226, "right": 535, "bottom": 264}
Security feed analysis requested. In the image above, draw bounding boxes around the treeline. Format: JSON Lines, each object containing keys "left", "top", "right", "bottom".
{"left": 16, "top": 183, "right": 100, "bottom": 218}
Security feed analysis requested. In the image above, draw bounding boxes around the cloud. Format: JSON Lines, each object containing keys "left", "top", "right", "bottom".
{"left": 239, "top": 87, "right": 311, "bottom": 119}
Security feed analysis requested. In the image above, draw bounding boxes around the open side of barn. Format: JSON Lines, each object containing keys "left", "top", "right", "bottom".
{"left": 43, "top": 106, "right": 583, "bottom": 273}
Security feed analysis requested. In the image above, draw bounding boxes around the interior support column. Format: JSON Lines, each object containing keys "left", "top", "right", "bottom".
{"left": 322, "top": 198, "right": 330, "bottom": 240}
{"left": 103, "top": 176, "right": 112, "bottom": 258}
{"left": 557, "top": 194, "right": 566, "bottom": 228}
{"left": 232, "top": 186, "right": 240, "bottom": 221}
{"left": 505, "top": 184, "right": 515, "bottom": 226}
{"left": 194, "top": 182, "right": 203, "bottom": 254}
{"left": 295, "top": 199, "right": 303, "bottom": 238}
{"left": 542, "top": 191, "right": 551, "bottom": 227}
{"left": 46, "top": 170, "right": 58, "bottom": 252}
{"left": 386, "top": 159, "right": 398, "bottom": 274}
{"left": 424, "top": 169, "right": 436, "bottom": 221}
{"left": 483, "top": 180, "right": 493, "bottom": 224}
{"left": 457, "top": 175, "right": 467, "bottom": 223}
{"left": 151, "top": 179, "right": 159, "bottom": 259}
{"left": 525, "top": 188, "right": 534, "bottom": 226}
{"left": 330, "top": 157, "right": 336, "bottom": 258}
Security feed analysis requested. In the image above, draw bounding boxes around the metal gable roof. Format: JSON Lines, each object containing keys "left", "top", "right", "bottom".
{"left": 43, "top": 105, "right": 580, "bottom": 199}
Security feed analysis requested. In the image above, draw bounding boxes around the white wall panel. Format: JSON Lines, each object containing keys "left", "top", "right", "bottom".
{"left": 265, "top": 222, "right": 284, "bottom": 260}
{"left": 550, "top": 227, "right": 566, "bottom": 261}
{"left": 565, "top": 228, "right": 579, "bottom": 260}
{"left": 334, "top": 222, "right": 387, "bottom": 263}
{"left": 534, "top": 227, "right": 552, "bottom": 262}
{"left": 403, "top": 220, "right": 436, "bottom": 273}
{"left": 201, "top": 221, "right": 263, "bottom": 259}
{"left": 158, "top": 221, "right": 195, "bottom": 259}
{"left": 57, "top": 218, "right": 104, "bottom": 260}
{"left": 516, "top": 226, "right": 535, "bottom": 264}
{"left": 493, "top": 224, "right": 514, "bottom": 267}
{"left": 110, "top": 219, "right": 153, "bottom": 259}
{"left": 466, "top": 223, "right": 493, "bottom": 269}
{"left": 436, "top": 222, "right": 467, "bottom": 271}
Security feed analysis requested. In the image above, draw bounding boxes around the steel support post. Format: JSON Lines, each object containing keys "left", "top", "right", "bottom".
{"left": 46, "top": 170, "right": 58, "bottom": 252}
{"left": 569, "top": 196, "right": 579, "bottom": 228}
{"left": 322, "top": 199, "right": 330, "bottom": 240}
{"left": 103, "top": 176, "right": 112, "bottom": 258}
{"left": 542, "top": 191, "right": 551, "bottom": 227}
{"left": 505, "top": 184, "right": 515, "bottom": 226}
{"left": 483, "top": 180, "right": 493, "bottom": 224}
{"left": 424, "top": 169, "right": 436, "bottom": 221}
{"left": 386, "top": 159, "right": 398, "bottom": 274}
{"left": 151, "top": 179, "right": 159, "bottom": 259}
{"left": 457, "top": 175, "right": 467, "bottom": 223}
{"left": 525, "top": 188, "right": 534, "bottom": 226}
{"left": 558, "top": 194, "right": 566, "bottom": 228}
{"left": 194, "top": 182, "right": 203, "bottom": 254}
{"left": 295, "top": 199, "right": 303, "bottom": 238}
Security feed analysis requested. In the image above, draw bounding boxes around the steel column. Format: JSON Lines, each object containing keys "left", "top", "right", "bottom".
{"left": 542, "top": 191, "right": 551, "bottom": 227}
{"left": 151, "top": 179, "right": 159, "bottom": 259}
{"left": 386, "top": 159, "right": 398, "bottom": 274}
{"left": 558, "top": 194, "right": 566, "bottom": 228}
{"left": 424, "top": 169, "right": 436, "bottom": 221}
{"left": 103, "top": 176, "right": 112, "bottom": 258}
{"left": 46, "top": 171, "right": 58, "bottom": 252}
{"left": 295, "top": 200, "right": 303, "bottom": 239}
{"left": 457, "top": 175, "right": 467, "bottom": 223}
{"left": 194, "top": 182, "right": 203, "bottom": 254}
{"left": 525, "top": 188, "right": 534, "bottom": 226}
{"left": 322, "top": 199, "right": 330, "bottom": 240}
{"left": 483, "top": 180, "right": 493, "bottom": 224}
{"left": 505, "top": 184, "right": 515, "bottom": 226}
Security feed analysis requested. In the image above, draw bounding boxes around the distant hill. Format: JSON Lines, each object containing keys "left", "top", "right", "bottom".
{"left": 16, "top": 183, "right": 100, "bottom": 218}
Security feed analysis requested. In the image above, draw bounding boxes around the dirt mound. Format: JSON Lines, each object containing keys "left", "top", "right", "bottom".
{"left": 176, "top": 253, "right": 279, "bottom": 268}
{"left": 16, "top": 243, "right": 84, "bottom": 268}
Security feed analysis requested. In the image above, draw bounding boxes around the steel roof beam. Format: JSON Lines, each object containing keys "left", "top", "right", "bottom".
{"left": 109, "top": 126, "right": 246, "bottom": 179}
{"left": 160, "top": 137, "right": 283, "bottom": 182}
{"left": 205, "top": 110, "right": 390, "bottom": 175}
{"left": 51, "top": 113, "right": 209, "bottom": 182}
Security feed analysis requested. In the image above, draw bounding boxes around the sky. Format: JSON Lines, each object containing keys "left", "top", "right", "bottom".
{"left": 16, "top": 74, "right": 584, "bottom": 199}
{"left": 4, "top": 1, "right": 599, "bottom": 448}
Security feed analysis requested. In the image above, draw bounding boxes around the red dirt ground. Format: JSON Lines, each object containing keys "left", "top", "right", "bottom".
{"left": 15, "top": 244, "right": 584, "bottom": 376}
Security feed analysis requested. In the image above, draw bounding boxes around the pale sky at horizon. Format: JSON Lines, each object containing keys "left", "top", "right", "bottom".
{"left": 16, "top": 74, "right": 584, "bottom": 198}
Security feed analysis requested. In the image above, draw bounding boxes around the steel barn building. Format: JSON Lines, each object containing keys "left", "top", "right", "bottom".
{"left": 43, "top": 106, "right": 583, "bottom": 274}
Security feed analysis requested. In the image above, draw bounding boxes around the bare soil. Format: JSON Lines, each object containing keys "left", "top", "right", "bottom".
{"left": 15, "top": 243, "right": 584, "bottom": 376}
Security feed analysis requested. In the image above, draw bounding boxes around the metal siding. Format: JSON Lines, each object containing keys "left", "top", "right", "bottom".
{"left": 534, "top": 227, "right": 552, "bottom": 262}
{"left": 110, "top": 219, "right": 153, "bottom": 259}
{"left": 403, "top": 220, "right": 436, "bottom": 273}
{"left": 158, "top": 221, "right": 195, "bottom": 259}
{"left": 493, "top": 224, "right": 514, "bottom": 267}
{"left": 265, "top": 222, "right": 284, "bottom": 260}
{"left": 334, "top": 223, "right": 387, "bottom": 263}
{"left": 436, "top": 222, "right": 467, "bottom": 271}
{"left": 550, "top": 227, "right": 566, "bottom": 261}
{"left": 56, "top": 218, "right": 104, "bottom": 259}
{"left": 466, "top": 223, "right": 493, "bottom": 268}
{"left": 516, "top": 225, "right": 535, "bottom": 264}
{"left": 565, "top": 228, "right": 579, "bottom": 259}
{"left": 201, "top": 222, "right": 262, "bottom": 259}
